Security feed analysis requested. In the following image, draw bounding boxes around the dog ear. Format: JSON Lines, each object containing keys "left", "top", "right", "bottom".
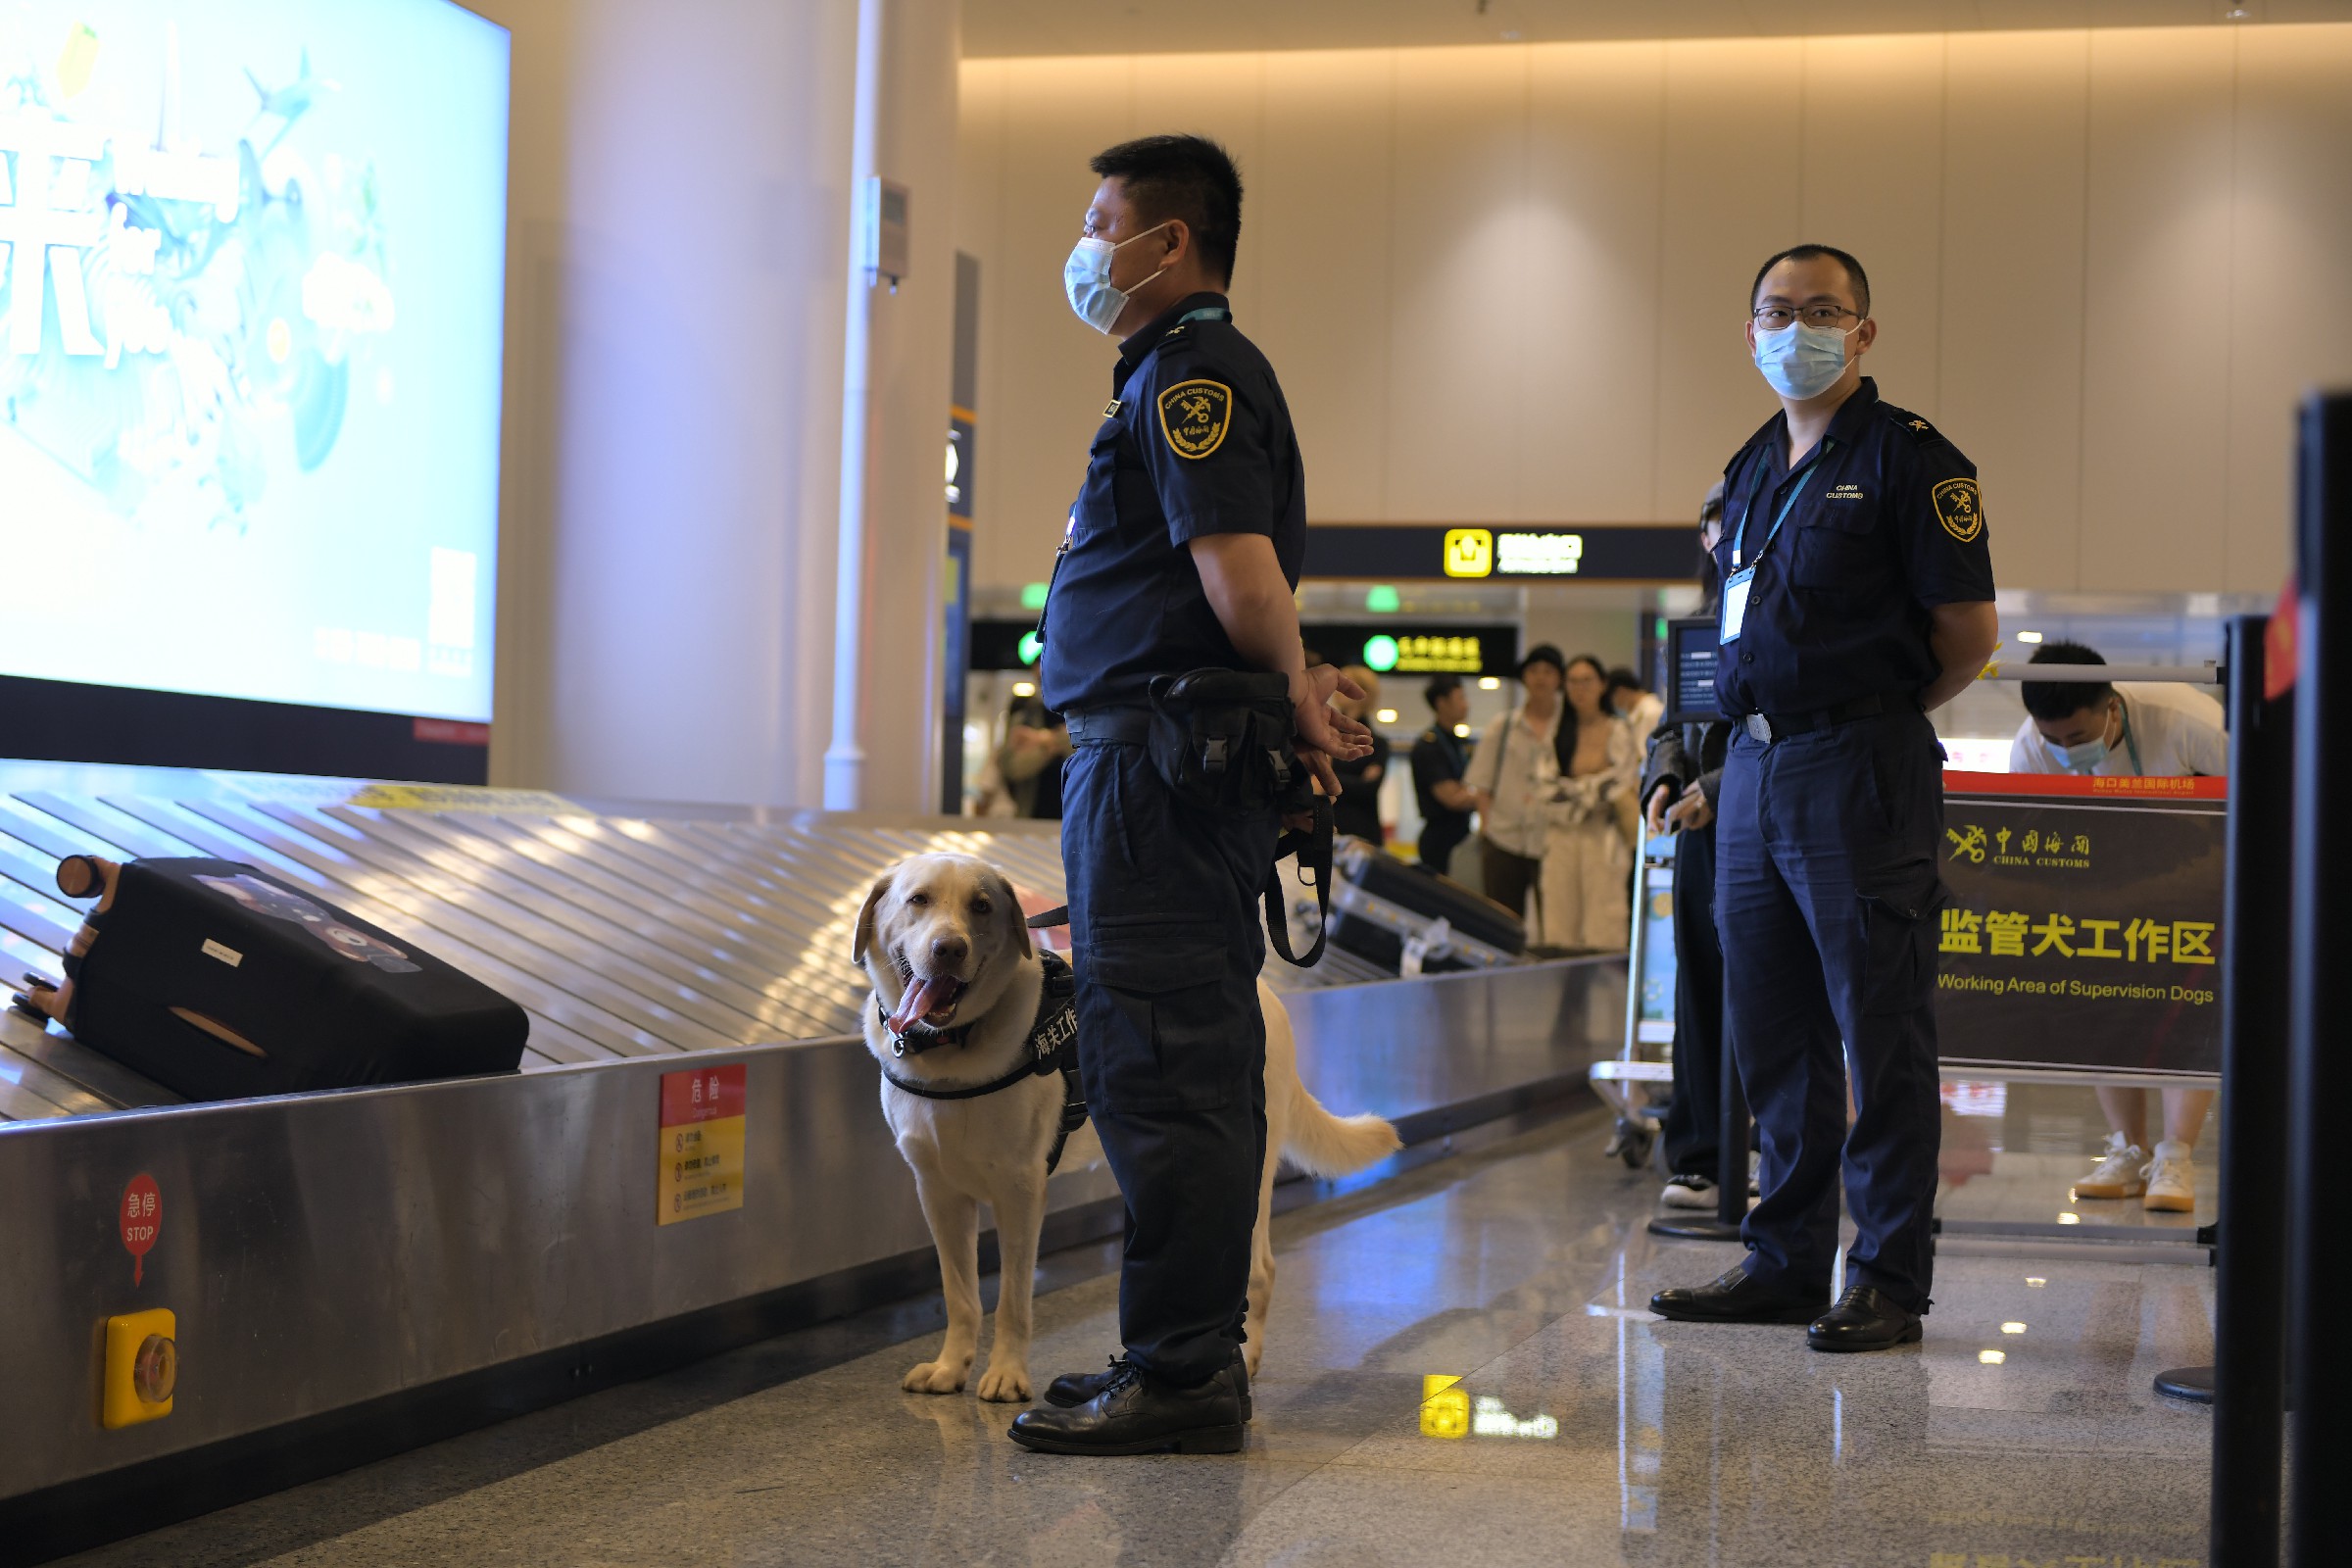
{"left": 851, "top": 872, "right": 893, "bottom": 966}
{"left": 994, "top": 870, "right": 1033, "bottom": 961}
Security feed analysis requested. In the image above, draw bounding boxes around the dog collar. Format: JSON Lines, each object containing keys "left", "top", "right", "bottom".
{"left": 877, "top": 995, "right": 981, "bottom": 1058}
{"left": 880, "top": 950, "right": 1089, "bottom": 1173}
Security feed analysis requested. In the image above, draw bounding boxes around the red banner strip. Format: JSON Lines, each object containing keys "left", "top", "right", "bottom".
{"left": 1943, "top": 769, "right": 2227, "bottom": 801}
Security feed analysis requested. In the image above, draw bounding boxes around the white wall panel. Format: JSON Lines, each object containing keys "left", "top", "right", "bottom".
{"left": 1382, "top": 49, "right": 1531, "bottom": 521}
{"left": 1937, "top": 29, "right": 2090, "bottom": 592}
{"left": 2226, "top": 24, "right": 2352, "bottom": 594}
{"left": 1651, "top": 39, "right": 1803, "bottom": 515}
{"left": 1522, "top": 41, "right": 1667, "bottom": 522}
{"left": 1253, "top": 51, "right": 1400, "bottom": 525}
{"left": 1799, "top": 34, "right": 1946, "bottom": 419}
{"left": 2079, "top": 28, "right": 2234, "bottom": 593}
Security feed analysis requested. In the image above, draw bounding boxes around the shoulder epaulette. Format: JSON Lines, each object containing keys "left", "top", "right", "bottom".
{"left": 1882, "top": 404, "right": 1948, "bottom": 446}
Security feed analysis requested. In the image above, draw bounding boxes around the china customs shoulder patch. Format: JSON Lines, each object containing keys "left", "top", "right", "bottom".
{"left": 1932, "top": 477, "right": 1984, "bottom": 543}
{"left": 1156, "top": 379, "right": 1233, "bottom": 460}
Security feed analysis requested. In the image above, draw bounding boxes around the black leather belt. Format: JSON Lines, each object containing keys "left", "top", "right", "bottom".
{"left": 1064, "top": 707, "right": 1152, "bottom": 745}
{"left": 1740, "top": 692, "right": 1887, "bottom": 744}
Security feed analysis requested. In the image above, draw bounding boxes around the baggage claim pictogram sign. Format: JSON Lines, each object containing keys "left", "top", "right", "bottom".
{"left": 1934, "top": 774, "right": 2225, "bottom": 1077}
{"left": 657, "top": 1063, "right": 747, "bottom": 1224}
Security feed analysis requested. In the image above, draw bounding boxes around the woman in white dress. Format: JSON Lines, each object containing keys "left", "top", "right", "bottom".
{"left": 1535, "top": 655, "right": 1640, "bottom": 951}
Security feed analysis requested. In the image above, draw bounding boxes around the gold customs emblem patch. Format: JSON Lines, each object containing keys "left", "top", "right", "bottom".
{"left": 1157, "top": 379, "right": 1233, "bottom": 460}
{"left": 1932, "top": 477, "right": 1984, "bottom": 543}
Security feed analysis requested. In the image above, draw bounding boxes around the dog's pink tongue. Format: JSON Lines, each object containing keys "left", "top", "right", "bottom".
{"left": 890, "top": 976, "right": 955, "bottom": 1035}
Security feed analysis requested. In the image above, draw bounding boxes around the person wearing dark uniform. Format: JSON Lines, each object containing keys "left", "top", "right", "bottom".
{"left": 1650, "top": 244, "right": 1997, "bottom": 1351}
{"left": 1012, "top": 135, "right": 1366, "bottom": 1454}
{"left": 1410, "top": 676, "right": 1476, "bottom": 877}
{"left": 1642, "top": 484, "right": 1735, "bottom": 1209}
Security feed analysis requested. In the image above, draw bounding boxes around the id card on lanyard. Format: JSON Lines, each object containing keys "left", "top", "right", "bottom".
{"left": 1721, "top": 440, "right": 1834, "bottom": 646}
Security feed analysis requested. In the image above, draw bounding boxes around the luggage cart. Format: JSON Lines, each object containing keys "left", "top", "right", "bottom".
{"left": 1591, "top": 817, "right": 1678, "bottom": 1167}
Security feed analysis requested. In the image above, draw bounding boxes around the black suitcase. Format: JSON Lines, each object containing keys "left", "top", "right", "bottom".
{"left": 66, "top": 858, "right": 528, "bottom": 1101}
{"left": 1327, "top": 839, "right": 1526, "bottom": 974}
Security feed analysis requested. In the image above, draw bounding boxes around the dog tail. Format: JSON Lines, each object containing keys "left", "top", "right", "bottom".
{"left": 1280, "top": 1082, "right": 1401, "bottom": 1179}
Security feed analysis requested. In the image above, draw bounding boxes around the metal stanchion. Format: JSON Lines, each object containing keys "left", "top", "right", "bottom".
{"left": 1648, "top": 1004, "right": 1748, "bottom": 1243}
{"left": 2154, "top": 618, "right": 2291, "bottom": 1567}
{"left": 2286, "top": 392, "right": 2352, "bottom": 1568}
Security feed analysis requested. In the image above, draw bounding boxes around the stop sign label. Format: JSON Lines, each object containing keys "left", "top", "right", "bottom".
{"left": 120, "top": 1174, "right": 160, "bottom": 1286}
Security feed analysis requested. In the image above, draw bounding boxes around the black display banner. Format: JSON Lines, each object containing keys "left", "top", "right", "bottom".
{"left": 1936, "top": 783, "right": 2226, "bottom": 1077}
{"left": 1302, "top": 524, "right": 1698, "bottom": 582}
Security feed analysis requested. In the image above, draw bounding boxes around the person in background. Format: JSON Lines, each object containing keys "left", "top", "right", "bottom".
{"left": 2012, "top": 640, "right": 2227, "bottom": 1212}
{"left": 997, "top": 694, "right": 1072, "bottom": 819}
{"left": 1466, "top": 648, "right": 1636, "bottom": 951}
{"left": 1643, "top": 482, "right": 1738, "bottom": 1209}
{"left": 1410, "top": 676, "right": 1477, "bottom": 878}
{"left": 1330, "top": 664, "right": 1390, "bottom": 844}
{"left": 1608, "top": 666, "right": 1664, "bottom": 742}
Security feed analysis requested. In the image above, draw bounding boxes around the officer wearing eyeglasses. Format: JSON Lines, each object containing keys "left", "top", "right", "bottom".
{"left": 1649, "top": 244, "right": 1998, "bottom": 1352}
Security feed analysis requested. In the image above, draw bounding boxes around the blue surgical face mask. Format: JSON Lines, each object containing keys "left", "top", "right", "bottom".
{"left": 2047, "top": 733, "right": 2109, "bottom": 772}
{"left": 1062, "top": 225, "right": 1170, "bottom": 335}
{"left": 1752, "top": 318, "right": 1856, "bottom": 400}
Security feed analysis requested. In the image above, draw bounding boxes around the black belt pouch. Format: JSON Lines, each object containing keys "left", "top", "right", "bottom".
{"left": 73, "top": 858, "right": 529, "bottom": 1102}
{"left": 1144, "top": 668, "right": 1300, "bottom": 814}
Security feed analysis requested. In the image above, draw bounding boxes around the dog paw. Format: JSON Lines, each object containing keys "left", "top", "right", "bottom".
{"left": 902, "top": 1359, "right": 968, "bottom": 1395}
{"left": 974, "top": 1364, "right": 1032, "bottom": 1403}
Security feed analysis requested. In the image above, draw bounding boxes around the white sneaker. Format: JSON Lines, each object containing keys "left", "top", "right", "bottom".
{"left": 1661, "top": 1173, "right": 1717, "bottom": 1209}
{"left": 2074, "top": 1132, "right": 2146, "bottom": 1200}
{"left": 2144, "top": 1140, "right": 2197, "bottom": 1213}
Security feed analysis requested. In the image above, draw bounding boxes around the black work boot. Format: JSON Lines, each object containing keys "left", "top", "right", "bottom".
{"left": 1008, "top": 1356, "right": 1246, "bottom": 1454}
{"left": 1045, "top": 1351, "right": 1251, "bottom": 1420}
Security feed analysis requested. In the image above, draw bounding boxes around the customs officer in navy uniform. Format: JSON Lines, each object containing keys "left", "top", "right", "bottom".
{"left": 1650, "top": 245, "right": 1998, "bottom": 1351}
{"left": 1010, "top": 136, "right": 1369, "bottom": 1453}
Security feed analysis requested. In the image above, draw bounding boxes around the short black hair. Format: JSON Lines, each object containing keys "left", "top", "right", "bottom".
{"left": 2021, "top": 640, "right": 2117, "bottom": 720}
{"left": 1519, "top": 644, "right": 1566, "bottom": 680}
{"left": 1750, "top": 243, "right": 1871, "bottom": 319}
{"left": 1090, "top": 134, "right": 1243, "bottom": 284}
{"left": 1604, "top": 666, "right": 1642, "bottom": 696}
{"left": 1424, "top": 675, "right": 1462, "bottom": 709}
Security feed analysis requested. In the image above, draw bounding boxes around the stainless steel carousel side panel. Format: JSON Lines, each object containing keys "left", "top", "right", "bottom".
{"left": 1282, "top": 956, "right": 1625, "bottom": 1121}
{"left": 0, "top": 1032, "right": 1124, "bottom": 1500}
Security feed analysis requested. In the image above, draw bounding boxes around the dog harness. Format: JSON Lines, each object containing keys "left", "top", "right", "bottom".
{"left": 878, "top": 948, "right": 1088, "bottom": 1175}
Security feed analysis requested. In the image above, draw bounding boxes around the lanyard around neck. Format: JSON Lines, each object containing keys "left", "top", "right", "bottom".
{"left": 1732, "top": 438, "right": 1835, "bottom": 569}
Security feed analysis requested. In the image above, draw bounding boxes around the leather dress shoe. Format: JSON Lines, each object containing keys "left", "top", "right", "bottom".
{"left": 1046, "top": 1352, "right": 1251, "bottom": 1420}
{"left": 1807, "top": 1283, "right": 1923, "bottom": 1351}
{"left": 1649, "top": 1261, "right": 1826, "bottom": 1324}
{"left": 1008, "top": 1357, "right": 1246, "bottom": 1455}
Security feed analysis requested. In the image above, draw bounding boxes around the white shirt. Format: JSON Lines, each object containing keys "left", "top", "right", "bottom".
{"left": 2006, "top": 681, "right": 2229, "bottom": 778}
{"left": 1617, "top": 691, "right": 1664, "bottom": 740}
{"left": 1463, "top": 705, "right": 1560, "bottom": 858}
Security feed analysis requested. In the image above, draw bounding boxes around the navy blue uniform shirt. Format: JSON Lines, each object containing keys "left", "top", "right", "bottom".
{"left": 1039, "top": 291, "right": 1307, "bottom": 713}
{"left": 1712, "top": 377, "right": 1994, "bottom": 719}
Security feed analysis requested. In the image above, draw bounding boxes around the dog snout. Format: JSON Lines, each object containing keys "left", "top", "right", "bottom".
{"left": 930, "top": 933, "right": 970, "bottom": 967}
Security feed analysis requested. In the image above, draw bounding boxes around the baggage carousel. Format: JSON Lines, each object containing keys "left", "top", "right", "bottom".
{"left": 0, "top": 761, "right": 1627, "bottom": 1558}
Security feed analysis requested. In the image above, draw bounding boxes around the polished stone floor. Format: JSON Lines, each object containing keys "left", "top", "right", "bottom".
{"left": 70, "top": 1089, "right": 2218, "bottom": 1568}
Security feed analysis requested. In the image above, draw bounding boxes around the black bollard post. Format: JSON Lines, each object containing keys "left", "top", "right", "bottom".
{"left": 1648, "top": 997, "right": 1747, "bottom": 1243}
{"left": 2163, "top": 617, "right": 2291, "bottom": 1566}
{"left": 2286, "top": 391, "right": 2352, "bottom": 1568}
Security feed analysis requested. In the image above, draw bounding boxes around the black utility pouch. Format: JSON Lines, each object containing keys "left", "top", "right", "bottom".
{"left": 1145, "top": 668, "right": 1298, "bottom": 813}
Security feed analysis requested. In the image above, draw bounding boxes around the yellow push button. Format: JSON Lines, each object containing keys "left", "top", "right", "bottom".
{"left": 102, "top": 1308, "right": 176, "bottom": 1429}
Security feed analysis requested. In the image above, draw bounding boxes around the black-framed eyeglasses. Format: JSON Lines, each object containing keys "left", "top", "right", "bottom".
{"left": 1752, "top": 304, "right": 1862, "bottom": 330}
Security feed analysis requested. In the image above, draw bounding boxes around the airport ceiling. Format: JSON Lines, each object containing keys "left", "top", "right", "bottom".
{"left": 963, "top": 0, "right": 2342, "bottom": 57}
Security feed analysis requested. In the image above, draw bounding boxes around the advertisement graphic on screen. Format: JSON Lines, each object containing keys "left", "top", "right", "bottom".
{"left": 0, "top": 1, "right": 509, "bottom": 728}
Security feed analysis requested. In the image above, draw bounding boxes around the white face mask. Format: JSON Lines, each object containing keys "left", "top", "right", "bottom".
{"left": 1062, "top": 224, "right": 1170, "bottom": 335}
{"left": 1752, "top": 318, "right": 1857, "bottom": 400}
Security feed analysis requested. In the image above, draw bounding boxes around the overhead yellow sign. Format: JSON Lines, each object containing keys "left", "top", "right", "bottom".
{"left": 347, "top": 784, "right": 582, "bottom": 814}
{"left": 1442, "top": 528, "right": 1492, "bottom": 577}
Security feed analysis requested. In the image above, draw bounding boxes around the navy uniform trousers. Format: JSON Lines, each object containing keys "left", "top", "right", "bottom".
{"left": 1061, "top": 732, "right": 1278, "bottom": 1386}
{"left": 1659, "top": 821, "right": 1724, "bottom": 1182}
{"left": 1717, "top": 706, "right": 1946, "bottom": 1312}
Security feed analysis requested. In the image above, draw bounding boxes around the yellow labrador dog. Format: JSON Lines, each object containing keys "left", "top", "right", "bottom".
{"left": 856, "top": 852, "right": 1399, "bottom": 1402}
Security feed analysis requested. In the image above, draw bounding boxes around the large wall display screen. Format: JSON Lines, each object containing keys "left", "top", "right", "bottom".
{"left": 0, "top": 1, "right": 510, "bottom": 728}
